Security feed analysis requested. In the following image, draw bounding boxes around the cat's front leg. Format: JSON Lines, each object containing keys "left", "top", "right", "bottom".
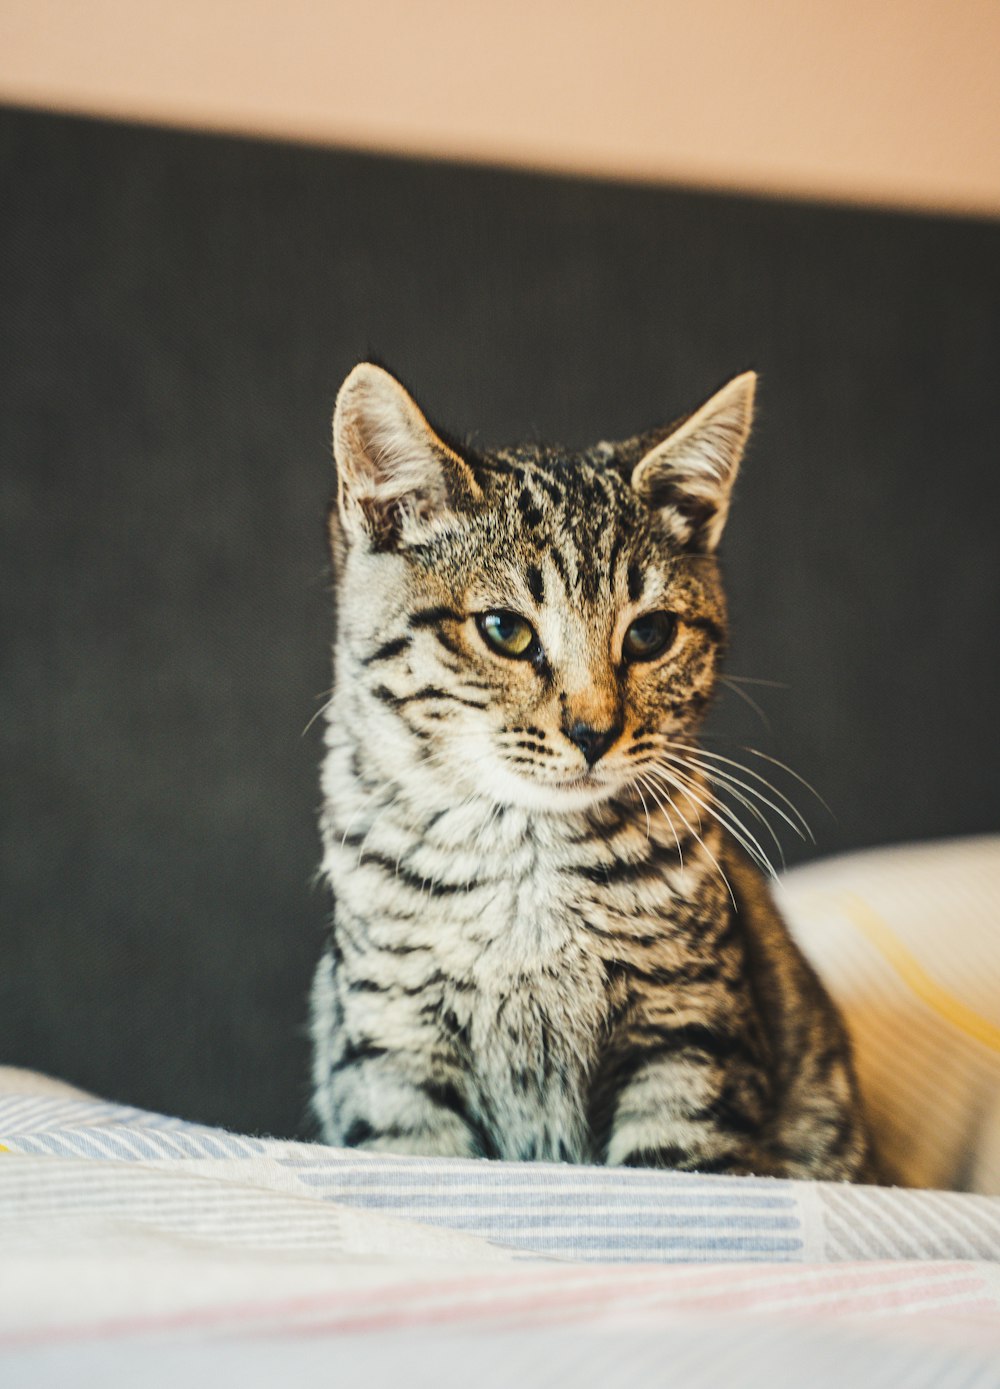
{"left": 310, "top": 948, "right": 484, "bottom": 1158}
{"left": 324, "top": 1050, "right": 484, "bottom": 1157}
{"left": 595, "top": 1033, "right": 772, "bottom": 1176}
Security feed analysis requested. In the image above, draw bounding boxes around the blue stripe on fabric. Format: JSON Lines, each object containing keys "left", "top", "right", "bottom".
{"left": 498, "top": 1235, "right": 803, "bottom": 1252}
{"left": 10, "top": 1127, "right": 172, "bottom": 1160}
{"left": 287, "top": 1159, "right": 806, "bottom": 1262}
{"left": 310, "top": 1207, "right": 800, "bottom": 1231}
{"left": 3, "top": 1124, "right": 267, "bottom": 1161}
{"left": 356, "top": 1221, "right": 803, "bottom": 1254}
{"left": 0, "top": 1097, "right": 189, "bottom": 1134}
{"left": 293, "top": 1177, "right": 796, "bottom": 1209}
{"left": 278, "top": 1155, "right": 787, "bottom": 1191}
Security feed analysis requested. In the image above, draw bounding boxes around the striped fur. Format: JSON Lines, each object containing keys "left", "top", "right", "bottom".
{"left": 310, "top": 364, "right": 877, "bottom": 1180}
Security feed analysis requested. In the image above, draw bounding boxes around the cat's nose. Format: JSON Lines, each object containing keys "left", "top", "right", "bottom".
{"left": 564, "top": 721, "right": 620, "bottom": 766}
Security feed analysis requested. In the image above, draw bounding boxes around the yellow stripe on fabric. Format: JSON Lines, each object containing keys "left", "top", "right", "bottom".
{"left": 841, "top": 892, "right": 1000, "bottom": 1055}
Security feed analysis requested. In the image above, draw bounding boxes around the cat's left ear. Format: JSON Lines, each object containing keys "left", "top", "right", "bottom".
{"left": 333, "top": 363, "right": 482, "bottom": 550}
{"left": 630, "top": 372, "right": 756, "bottom": 552}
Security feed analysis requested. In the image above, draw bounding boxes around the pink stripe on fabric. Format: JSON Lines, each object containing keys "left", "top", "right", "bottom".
{"left": 4, "top": 1261, "right": 995, "bottom": 1349}
{"left": 683, "top": 1278, "right": 991, "bottom": 1319}
{"left": 263, "top": 1266, "right": 996, "bottom": 1338}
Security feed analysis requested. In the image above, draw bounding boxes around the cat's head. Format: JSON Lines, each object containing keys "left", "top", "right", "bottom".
{"left": 329, "top": 363, "right": 754, "bottom": 814}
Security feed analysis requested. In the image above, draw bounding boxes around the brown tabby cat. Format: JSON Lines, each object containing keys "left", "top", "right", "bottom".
{"left": 309, "top": 362, "right": 877, "bottom": 1180}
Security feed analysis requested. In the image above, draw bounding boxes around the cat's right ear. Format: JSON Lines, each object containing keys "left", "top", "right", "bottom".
{"left": 332, "top": 363, "right": 482, "bottom": 551}
{"left": 630, "top": 372, "right": 756, "bottom": 552}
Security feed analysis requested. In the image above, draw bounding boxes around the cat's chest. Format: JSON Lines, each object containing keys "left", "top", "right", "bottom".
{"left": 437, "top": 853, "right": 610, "bottom": 1162}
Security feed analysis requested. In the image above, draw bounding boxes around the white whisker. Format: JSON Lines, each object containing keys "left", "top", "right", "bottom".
{"left": 664, "top": 741, "right": 816, "bottom": 840}
{"left": 719, "top": 676, "right": 771, "bottom": 730}
{"left": 722, "top": 673, "right": 788, "bottom": 689}
{"left": 637, "top": 771, "right": 734, "bottom": 906}
{"left": 652, "top": 762, "right": 778, "bottom": 881}
{"left": 665, "top": 756, "right": 789, "bottom": 871}
{"left": 644, "top": 762, "right": 778, "bottom": 882}
{"left": 738, "top": 745, "right": 834, "bottom": 819}
{"left": 663, "top": 744, "right": 812, "bottom": 844}
{"left": 302, "top": 689, "right": 336, "bottom": 737}
{"left": 632, "top": 779, "right": 652, "bottom": 842}
{"left": 637, "top": 772, "right": 685, "bottom": 868}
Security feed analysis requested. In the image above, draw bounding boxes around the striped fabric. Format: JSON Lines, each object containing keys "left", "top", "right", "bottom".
{"left": 5, "top": 1088, "right": 1000, "bottom": 1267}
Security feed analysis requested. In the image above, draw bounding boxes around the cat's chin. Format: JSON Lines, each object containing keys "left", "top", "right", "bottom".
{"left": 477, "top": 764, "right": 620, "bottom": 815}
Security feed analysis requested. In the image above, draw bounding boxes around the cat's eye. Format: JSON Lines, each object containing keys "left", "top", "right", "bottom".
{"left": 622, "top": 611, "right": 677, "bottom": 663}
{"left": 476, "top": 610, "right": 537, "bottom": 660}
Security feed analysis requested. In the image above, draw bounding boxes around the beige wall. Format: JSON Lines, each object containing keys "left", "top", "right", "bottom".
{"left": 2, "top": 0, "right": 999, "bottom": 217}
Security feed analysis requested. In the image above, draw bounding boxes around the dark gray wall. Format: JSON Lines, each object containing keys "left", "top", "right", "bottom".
{"left": 2, "top": 107, "right": 998, "bottom": 1136}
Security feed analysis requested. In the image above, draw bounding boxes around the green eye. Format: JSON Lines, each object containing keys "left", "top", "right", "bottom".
{"left": 623, "top": 611, "right": 677, "bottom": 663}
{"left": 476, "top": 610, "right": 537, "bottom": 659}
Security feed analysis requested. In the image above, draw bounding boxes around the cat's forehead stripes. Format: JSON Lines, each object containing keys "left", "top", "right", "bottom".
{"left": 627, "top": 562, "right": 645, "bottom": 603}
{"left": 484, "top": 446, "right": 653, "bottom": 606}
{"left": 517, "top": 487, "right": 544, "bottom": 530}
